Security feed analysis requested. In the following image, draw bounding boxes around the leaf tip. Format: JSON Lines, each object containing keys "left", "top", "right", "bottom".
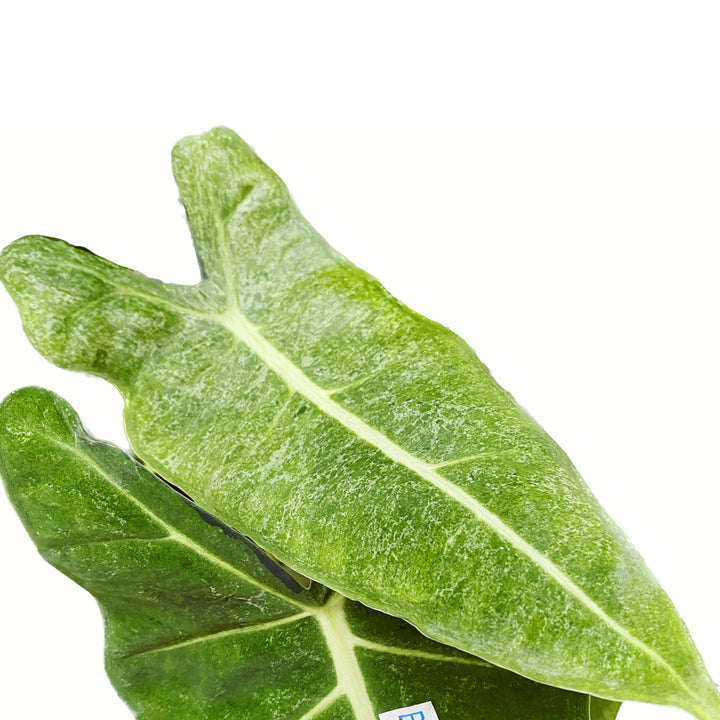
{"left": 171, "top": 126, "right": 254, "bottom": 172}
{"left": 0, "top": 386, "right": 82, "bottom": 456}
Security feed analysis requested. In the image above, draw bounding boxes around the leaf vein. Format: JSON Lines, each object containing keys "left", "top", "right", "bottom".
{"left": 121, "top": 610, "right": 312, "bottom": 659}
{"left": 352, "top": 637, "right": 493, "bottom": 668}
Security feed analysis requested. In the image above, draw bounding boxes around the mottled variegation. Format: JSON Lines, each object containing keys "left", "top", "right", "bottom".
{"left": 0, "top": 387, "right": 620, "bottom": 720}
{"left": 0, "top": 128, "right": 717, "bottom": 719}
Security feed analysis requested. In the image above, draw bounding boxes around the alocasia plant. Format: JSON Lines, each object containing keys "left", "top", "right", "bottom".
{"left": 0, "top": 127, "right": 717, "bottom": 719}
{"left": 0, "top": 386, "right": 622, "bottom": 720}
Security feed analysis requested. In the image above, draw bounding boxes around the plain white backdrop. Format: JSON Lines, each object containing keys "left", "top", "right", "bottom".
{"left": 1, "top": 3, "right": 719, "bottom": 720}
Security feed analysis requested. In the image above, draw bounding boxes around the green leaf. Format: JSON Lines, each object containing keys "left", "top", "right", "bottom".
{"left": 0, "top": 387, "right": 619, "bottom": 720}
{"left": 0, "top": 127, "right": 717, "bottom": 719}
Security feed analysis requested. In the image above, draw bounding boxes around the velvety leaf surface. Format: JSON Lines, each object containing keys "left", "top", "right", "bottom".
{"left": 0, "top": 387, "right": 620, "bottom": 720}
{"left": 0, "top": 127, "right": 717, "bottom": 719}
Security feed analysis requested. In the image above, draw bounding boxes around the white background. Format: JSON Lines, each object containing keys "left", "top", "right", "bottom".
{"left": 1, "top": 4, "right": 719, "bottom": 720}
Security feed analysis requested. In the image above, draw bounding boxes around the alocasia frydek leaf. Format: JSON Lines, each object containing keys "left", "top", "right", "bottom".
{"left": 0, "top": 387, "right": 622, "bottom": 720}
{"left": 0, "top": 127, "right": 717, "bottom": 719}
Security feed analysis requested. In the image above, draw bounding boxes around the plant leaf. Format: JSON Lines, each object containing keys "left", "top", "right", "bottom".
{"left": 0, "top": 387, "right": 620, "bottom": 720}
{"left": 0, "top": 127, "right": 717, "bottom": 719}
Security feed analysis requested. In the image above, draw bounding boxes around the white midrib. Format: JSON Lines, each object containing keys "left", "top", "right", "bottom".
{"left": 315, "top": 595, "right": 375, "bottom": 720}
{"left": 214, "top": 308, "right": 693, "bottom": 694}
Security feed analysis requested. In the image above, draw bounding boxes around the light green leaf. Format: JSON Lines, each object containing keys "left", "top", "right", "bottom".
{"left": 0, "top": 387, "right": 619, "bottom": 720}
{"left": 0, "top": 127, "right": 717, "bottom": 719}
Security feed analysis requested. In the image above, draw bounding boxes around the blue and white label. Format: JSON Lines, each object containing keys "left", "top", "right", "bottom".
{"left": 379, "top": 701, "right": 439, "bottom": 720}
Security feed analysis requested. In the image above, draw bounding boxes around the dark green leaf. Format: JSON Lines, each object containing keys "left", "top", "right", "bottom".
{"left": 0, "top": 387, "right": 619, "bottom": 720}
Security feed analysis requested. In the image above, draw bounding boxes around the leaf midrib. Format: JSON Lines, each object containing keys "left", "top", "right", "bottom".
{"left": 316, "top": 594, "right": 375, "bottom": 719}
{"left": 212, "top": 308, "right": 689, "bottom": 686}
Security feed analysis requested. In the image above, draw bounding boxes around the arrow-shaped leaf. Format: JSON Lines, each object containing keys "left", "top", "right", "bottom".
{"left": 0, "top": 128, "right": 717, "bottom": 719}
{"left": 0, "top": 387, "right": 619, "bottom": 720}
